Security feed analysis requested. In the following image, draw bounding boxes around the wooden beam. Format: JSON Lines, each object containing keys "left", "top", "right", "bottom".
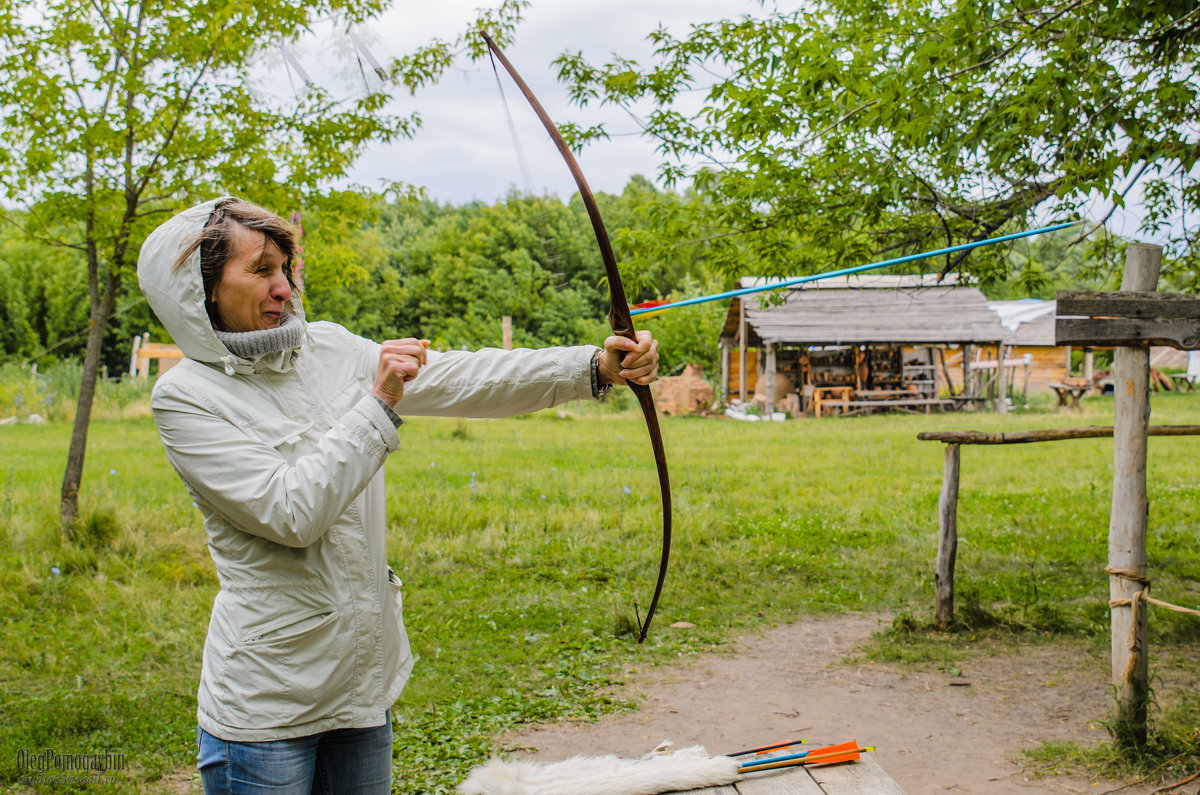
{"left": 917, "top": 426, "right": 1200, "bottom": 445}
{"left": 1055, "top": 284, "right": 1200, "bottom": 349}
{"left": 1057, "top": 290, "right": 1200, "bottom": 319}
{"left": 1055, "top": 317, "right": 1200, "bottom": 349}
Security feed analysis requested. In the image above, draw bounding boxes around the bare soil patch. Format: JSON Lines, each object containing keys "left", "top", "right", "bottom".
{"left": 506, "top": 614, "right": 1173, "bottom": 794}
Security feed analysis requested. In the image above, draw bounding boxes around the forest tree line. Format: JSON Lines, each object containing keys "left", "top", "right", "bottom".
{"left": 1, "top": 173, "right": 1143, "bottom": 383}
{"left": 0, "top": 172, "right": 1160, "bottom": 382}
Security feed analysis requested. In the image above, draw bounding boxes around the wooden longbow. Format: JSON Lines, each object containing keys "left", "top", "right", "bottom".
{"left": 481, "top": 31, "right": 671, "bottom": 643}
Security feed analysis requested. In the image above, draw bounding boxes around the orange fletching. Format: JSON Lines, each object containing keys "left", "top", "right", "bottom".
{"left": 796, "top": 739, "right": 862, "bottom": 765}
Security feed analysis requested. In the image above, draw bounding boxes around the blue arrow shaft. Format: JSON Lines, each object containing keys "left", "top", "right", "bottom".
{"left": 630, "top": 221, "right": 1079, "bottom": 317}
{"left": 738, "top": 749, "right": 812, "bottom": 769}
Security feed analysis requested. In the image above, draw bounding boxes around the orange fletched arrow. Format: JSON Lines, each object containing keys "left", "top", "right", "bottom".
{"left": 738, "top": 740, "right": 870, "bottom": 773}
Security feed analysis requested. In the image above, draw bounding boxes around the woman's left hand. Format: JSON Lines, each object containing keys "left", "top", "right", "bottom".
{"left": 598, "top": 330, "right": 659, "bottom": 387}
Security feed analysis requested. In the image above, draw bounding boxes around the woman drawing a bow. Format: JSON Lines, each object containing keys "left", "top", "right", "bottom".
{"left": 137, "top": 197, "right": 659, "bottom": 794}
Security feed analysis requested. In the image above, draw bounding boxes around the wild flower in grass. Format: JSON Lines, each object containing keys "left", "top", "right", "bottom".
{"left": 622, "top": 486, "right": 631, "bottom": 495}
{"left": 51, "top": 567, "right": 60, "bottom": 575}
{"left": 109, "top": 469, "right": 117, "bottom": 476}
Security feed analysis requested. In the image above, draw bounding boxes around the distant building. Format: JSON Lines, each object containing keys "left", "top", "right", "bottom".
{"left": 718, "top": 275, "right": 1012, "bottom": 415}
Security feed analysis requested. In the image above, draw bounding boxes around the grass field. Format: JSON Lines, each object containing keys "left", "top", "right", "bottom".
{"left": 2, "top": 392, "right": 1199, "bottom": 792}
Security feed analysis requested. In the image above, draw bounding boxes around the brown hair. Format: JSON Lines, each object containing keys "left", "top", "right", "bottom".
{"left": 173, "top": 198, "right": 300, "bottom": 328}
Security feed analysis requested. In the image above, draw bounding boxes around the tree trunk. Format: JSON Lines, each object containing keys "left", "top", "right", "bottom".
{"left": 60, "top": 273, "right": 118, "bottom": 527}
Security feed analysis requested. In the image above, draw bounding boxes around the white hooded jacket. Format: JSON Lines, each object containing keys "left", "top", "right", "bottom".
{"left": 138, "top": 198, "right": 597, "bottom": 741}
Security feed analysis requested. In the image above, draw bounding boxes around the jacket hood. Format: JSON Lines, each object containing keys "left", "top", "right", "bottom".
{"left": 137, "top": 197, "right": 306, "bottom": 370}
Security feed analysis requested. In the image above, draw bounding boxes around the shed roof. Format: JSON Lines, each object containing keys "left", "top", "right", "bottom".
{"left": 720, "top": 280, "right": 1007, "bottom": 346}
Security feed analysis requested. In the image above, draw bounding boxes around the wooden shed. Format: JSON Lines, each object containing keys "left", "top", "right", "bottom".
{"left": 718, "top": 275, "right": 1011, "bottom": 415}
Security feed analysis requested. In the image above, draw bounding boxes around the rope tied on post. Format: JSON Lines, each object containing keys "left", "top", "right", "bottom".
{"left": 1106, "top": 566, "right": 1200, "bottom": 683}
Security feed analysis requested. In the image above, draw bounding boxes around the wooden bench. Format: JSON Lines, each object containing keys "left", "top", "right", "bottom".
{"left": 948, "top": 395, "right": 987, "bottom": 411}
{"left": 854, "top": 388, "right": 927, "bottom": 400}
{"left": 822, "top": 398, "right": 954, "bottom": 416}
{"left": 1170, "top": 373, "right": 1197, "bottom": 392}
{"left": 688, "top": 752, "right": 907, "bottom": 794}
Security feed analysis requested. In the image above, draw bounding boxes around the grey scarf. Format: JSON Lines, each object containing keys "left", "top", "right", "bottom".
{"left": 214, "top": 313, "right": 306, "bottom": 373}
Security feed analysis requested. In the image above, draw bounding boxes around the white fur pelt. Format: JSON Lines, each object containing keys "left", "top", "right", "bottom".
{"left": 458, "top": 741, "right": 740, "bottom": 795}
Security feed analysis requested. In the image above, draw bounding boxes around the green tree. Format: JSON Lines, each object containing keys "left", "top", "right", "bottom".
{"left": 353, "top": 194, "right": 613, "bottom": 349}
{"left": 0, "top": 0, "right": 525, "bottom": 525}
{"left": 555, "top": 0, "right": 1199, "bottom": 284}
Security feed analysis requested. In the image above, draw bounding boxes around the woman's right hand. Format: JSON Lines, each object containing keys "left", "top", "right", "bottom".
{"left": 372, "top": 338, "right": 430, "bottom": 406}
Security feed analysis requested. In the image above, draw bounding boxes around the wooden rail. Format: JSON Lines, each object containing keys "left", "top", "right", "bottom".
{"left": 918, "top": 425, "right": 1200, "bottom": 444}
{"left": 918, "top": 425, "right": 1200, "bottom": 627}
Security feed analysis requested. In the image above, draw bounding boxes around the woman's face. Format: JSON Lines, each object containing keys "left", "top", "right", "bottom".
{"left": 210, "top": 224, "right": 291, "bottom": 333}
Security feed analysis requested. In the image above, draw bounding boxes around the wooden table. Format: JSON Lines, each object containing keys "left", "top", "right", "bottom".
{"left": 1048, "top": 381, "right": 1088, "bottom": 412}
{"left": 810, "top": 386, "right": 853, "bottom": 417}
{"left": 688, "top": 752, "right": 907, "bottom": 794}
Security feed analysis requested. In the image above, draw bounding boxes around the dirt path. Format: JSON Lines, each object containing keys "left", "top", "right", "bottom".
{"left": 507, "top": 614, "right": 1166, "bottom": 794}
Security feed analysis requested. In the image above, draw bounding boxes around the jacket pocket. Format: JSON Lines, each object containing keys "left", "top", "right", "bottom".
{"left": 212, "top": 604, "right": 350, "bottom": 729}
{"left": 241, "top": 608, "right": 336, "bottom": 645}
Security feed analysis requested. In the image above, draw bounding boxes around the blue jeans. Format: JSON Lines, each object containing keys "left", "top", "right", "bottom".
{"left": 197, "top": 713, "right": 392, "bottom": 794}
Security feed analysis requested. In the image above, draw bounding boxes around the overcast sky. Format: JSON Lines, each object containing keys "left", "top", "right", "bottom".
{"left": 274, "top": 0, "right": 1159, "bottom": 243}
{"left": 285, "top": 0, "right": 797, "bottom": 205}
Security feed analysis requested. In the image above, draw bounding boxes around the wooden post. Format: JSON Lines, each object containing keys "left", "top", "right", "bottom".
{"left": 1084, "top": 348, "right": 1094, "bottom": 385}
{"left": 962, "top": 344, "right": 975, "bottom": 398}
{"left": 765, "top": 342, "right": 777, "bottom": 415}
{"left": 936, "top": 443, "right": 961, "bottom": 628}
{"left": 738, "top": 300, "right": 748, "bottom": 403}
{"left": 938, "top": 348, "right": 957, "bottom": 396}
{"left": 1109, "top": 242, "right": 1160, "bottom": 747}
{"left": 129, "top": 335, "right": 142, "bottom": 378}
{"left": 995, "top": 342, "right": 1009, "bottom": 415}
{"left": 927, "top": 347, "right": 938, "bottom": 396}
{"left": 136, "top": 332, "right": 151, "bottom": 378}
{"left": 1023, "top": 355, "right": 1031, "bottom": 405}
{"left": 720, "top": 341, "right": 731, "bottom": 406}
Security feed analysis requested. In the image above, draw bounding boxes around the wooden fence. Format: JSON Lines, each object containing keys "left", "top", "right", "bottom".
{"left": 917, "top": 425, "right": 1200, "bottom": 628}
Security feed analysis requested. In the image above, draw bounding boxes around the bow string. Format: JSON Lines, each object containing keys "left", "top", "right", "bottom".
{"left": 481, "top": 30, "right": 671, "bottom": 644}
